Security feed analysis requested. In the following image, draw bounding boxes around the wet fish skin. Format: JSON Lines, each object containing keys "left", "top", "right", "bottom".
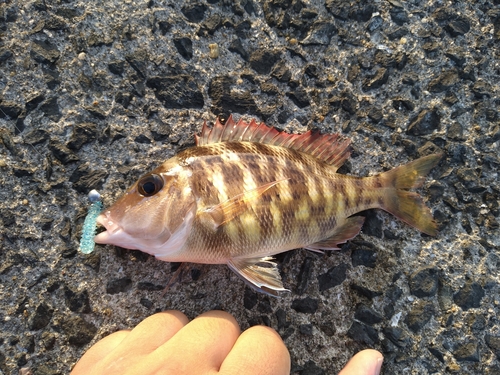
{"left": 95, "top": 116, "right": 442, "bottom": 295}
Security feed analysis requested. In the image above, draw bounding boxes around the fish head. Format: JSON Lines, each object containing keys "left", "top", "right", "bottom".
{"left": 94, "top": 157, "right": 196, "bottom": 256}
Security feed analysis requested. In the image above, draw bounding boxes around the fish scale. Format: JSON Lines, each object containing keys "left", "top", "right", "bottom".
{"left": 94, "top": 115, "right": 442, "bottom": 296}
{"left": 183, "top": 143, "right": 335, "bottom": 258}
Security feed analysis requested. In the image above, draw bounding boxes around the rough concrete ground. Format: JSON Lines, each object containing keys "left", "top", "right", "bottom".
{"left": 0, "top": 0, "right": 499, "bottom": 374}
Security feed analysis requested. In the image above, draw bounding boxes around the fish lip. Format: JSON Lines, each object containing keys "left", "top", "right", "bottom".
{"left": 94, "top": 212, "right": 122, "bottom": 244}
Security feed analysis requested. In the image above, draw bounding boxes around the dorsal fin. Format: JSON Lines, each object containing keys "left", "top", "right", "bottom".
{"left": 195, "top": 115, "right": 352, "bottom": 169}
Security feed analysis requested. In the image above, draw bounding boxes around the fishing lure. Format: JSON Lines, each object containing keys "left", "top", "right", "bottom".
{"left": 79, "top": 190, "right": 103, "bottom": 254}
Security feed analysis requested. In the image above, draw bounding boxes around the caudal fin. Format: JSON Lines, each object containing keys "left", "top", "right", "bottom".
{"left": 380, "top": 153, "right": 442, "bottom": 236}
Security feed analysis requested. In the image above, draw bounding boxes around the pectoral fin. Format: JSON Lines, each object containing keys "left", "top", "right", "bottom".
{"left": 227, "top": 257, "right": 289, "bottom": 297}
{"left": 198, "top": 179, "right": 287, "bottom": 231}
{"left": 305, "top": 216, "right": 365, "bottom": 251}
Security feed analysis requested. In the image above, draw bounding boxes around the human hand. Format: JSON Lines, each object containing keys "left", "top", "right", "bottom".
{"left": 71, "top": 310, "right": 383, "bottom": 375}
{"left": 71, "top": 310, "right": 290, "bottom": 375}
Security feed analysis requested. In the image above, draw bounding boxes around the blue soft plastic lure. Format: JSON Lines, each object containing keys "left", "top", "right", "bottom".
{"left": 79, "top": 190, "right": 103, "bottom": 254}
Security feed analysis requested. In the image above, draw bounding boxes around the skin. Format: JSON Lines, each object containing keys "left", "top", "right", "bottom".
{"left": 71, "top": 310, "right": 383, "bottom": 375}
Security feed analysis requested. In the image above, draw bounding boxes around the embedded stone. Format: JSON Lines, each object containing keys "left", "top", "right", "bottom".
{"left": 0, "top": 101, "right": 23, "bottom": 119}
{"left": 249, "top": 49, "right": 280, "bottom": 75}
{"left": 40, "top": 97, "right": 62, "bottom": 122}
{"left": 362, "top": 68, "right": 389, "bottom": 91}
{"left": 347, "top": 321, "right": 379, "bottom": 346}
{"left": 407, "top": 109, "right": 440, "bottom": 135}
{"left": 291, "top": 297, "right": 319, "bottom": 313}
{"left": 64, "top": 286, "right": 91, "bottom": 313}
{"left": 453, "top": 281, "right": 485, "bottom": 310}
{"left": 318, "top": 263, "right": 348, "bottom": 292}
{"left": 174, "top": 37, "right": 193, "bottom": 60}
{"left": 351, "top": 247, "right": 377, "bottom": 268}
{"left": 295, "top": 257, "right": 313, "bottom": 295}
{"left": 383, "top": 326, "right": 410, "bottom": 347}
{"left": 68, "top": 123, "right": 97, "bottom": 151}
{"left": 486, "top": 335, "right": 500, "bottom": 359}
{"left": 453, "top": 341, "right": 480, "bottom": 362}
{"left": 49, "top": 139, "right": 79, "bottom": 164}
{"left": 62, "top": 316, "right": 97, "bottom": 346}
{"left": 146, "top": 75, "right": 204, "bottom": 109}
{"left": 354, "top": 305, "right": 383, "bottom": 325}
{"left": 427, "top": 71, "right": 459, "bottom": 93}
{"left": 28, "top": 303, "right": 53, "bottom": 331}
{"left": 409, "top": 268, "right": 439, "bottom": 298}
{"left": 405, "top": 301, "right": 434, "bottom": 332}
{"left": 30, "top": 39, "right": 60, "bottom": 64}
{"left": 106, "top": 277, "right": 133, "bottom": 294}
{"left": 181, "top": 3, "right": 207, "bottom": 23}
{"left": 390, "top": 8, "right": 409, "bottom": 25}
{"left": 69, "top": 162, "right": 108, "bottom": 193}
{"left": 300, "top": 20, "right": 337, "bottom": 45}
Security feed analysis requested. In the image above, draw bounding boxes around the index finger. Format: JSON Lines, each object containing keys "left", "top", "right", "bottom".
{"left": 144, "top": 310, "right": 241, "bottom": 374}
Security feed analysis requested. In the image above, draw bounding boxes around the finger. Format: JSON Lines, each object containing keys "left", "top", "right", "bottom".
{"left": 70, "top": 330, "right": 130, "bottom": 374}
{"left": 220, "top": 325, "right": 290, "bottom": 375}
{"left": 338, "top": 349, "right": 383, "bottom": 375}
{"left": 91, "top": 310, "right": 189, "bottom": 374}
{"left": 145, "top": 310, "right": 241, "bottom": 374}
{"left": 113, "top": 310, "right": 189, "bottom": 355}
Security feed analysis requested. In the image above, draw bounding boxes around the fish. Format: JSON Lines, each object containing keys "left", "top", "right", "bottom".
{"left": 94, "top": 115, "right": 442, "bottom": 296}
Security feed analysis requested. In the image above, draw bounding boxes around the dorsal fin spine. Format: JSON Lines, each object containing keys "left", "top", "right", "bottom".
{"left": 195, "top": 115, "right": 351, "bottom": 170}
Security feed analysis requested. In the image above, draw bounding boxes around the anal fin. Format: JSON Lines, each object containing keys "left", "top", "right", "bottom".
{"left": 227, "top": 257, "right": 289, "bottom": 297}
{"left": 305, "top": 216, "right": 365, "bottom": 251}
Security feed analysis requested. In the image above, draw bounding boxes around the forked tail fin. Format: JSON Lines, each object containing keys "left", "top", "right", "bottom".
{"left": 379, "top": 153, "right": 442, "bottom": 236}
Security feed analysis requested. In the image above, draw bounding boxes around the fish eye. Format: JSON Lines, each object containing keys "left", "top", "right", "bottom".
{"left": 137, "top": 174, "right": 164, "bottom": 197}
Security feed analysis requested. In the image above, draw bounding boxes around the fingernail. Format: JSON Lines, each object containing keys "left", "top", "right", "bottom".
{"left": 373, "top": 356, "right": 384, "bottom": 375}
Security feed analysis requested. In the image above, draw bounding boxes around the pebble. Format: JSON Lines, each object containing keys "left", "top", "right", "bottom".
{"left": 317, "top": 263, "right": 348, "bottom": 292}
{"left": 291, "top": 297, "right": 319, "bottom": 314}
{"left": 406, "top": 109, "right": 441, "bottom": 135}
{"left": 427, "top": 70, "right": 459, "bottom": 93}
{"left": 69, "top": 163, "right": 108, "bottom": 193}
{"left": 181, "top": 3, "right": 207, "bottom": 23}
{"left": 62, "top": 316, "right": 97, "bottom": 346}
{"left": 146, "top": 75, "right": 204, "bottom": 109}
{"left": 295, "top": 257, "right": 313, "bottom": 295}
{"left": 453, "top": 341, "right": 480, "bottom": 362}
{"left": 30, "top": 39, "right": 60, "bottom": 64}
{"left": 383, "top": 326, "right": 410, "bottom": 348}
{"left": 28, "top": 303, "right": 53, "bottom": 331}
{"left": 405, "top": 301, "right": 434, "bottom": 332}
{"left": 409, "top": 268, "right": 439, "bottom": 298}
{"left": 208, "top": 43, "right": 219, "bottom": 59}
{"left": 249, "top": 49, "right": 280, "bottom": 75}
{"left": 68, "top": 123, "right": 97, "bottom": 151}
{"left": 174, "top": 37, "right": 193, "bottom": 60}
{"left": 106, "top": 277, "right": 133, "bottom": 294}
{"left": 354, "top": 305, "right": 383, "bottom": 325}
{"left": 453, "top": 281, "right": 485, "bottom": 310}
{"left": 351, "top": 247, "right": 377, "bottom": 268}
{"left": 347, "top": 321, "right": 379, "bottom": 346}
{"left": 485, "top": 335, "right": 500, "bottom": 359}
{"left": 362, "top": 68, "right": 389, "bottom": 91}
{"left": 40, "top": 97, "right": 62, "bottom": 122}
{"left": 64, "top": 286, "right": 91, "bottom": 313}
{"left": 300, "top": 20, "right": 337, "bottom": 45}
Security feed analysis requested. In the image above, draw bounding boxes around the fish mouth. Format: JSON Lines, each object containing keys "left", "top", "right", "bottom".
{"left": 94, "top": 211, "right": 123, "bottom": 244}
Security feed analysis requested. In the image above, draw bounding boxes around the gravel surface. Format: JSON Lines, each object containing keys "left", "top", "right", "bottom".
{"left": 1, "top": 0, "right": 499, "bottom": 374}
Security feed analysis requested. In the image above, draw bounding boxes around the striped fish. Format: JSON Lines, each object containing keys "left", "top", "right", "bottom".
{"left": 95, "top": 116, "right": 441, "bottom": 295}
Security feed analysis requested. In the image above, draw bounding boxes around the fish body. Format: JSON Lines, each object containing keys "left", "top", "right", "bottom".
{"left": 95, "top": 116, "right": 441, "bottom": 295}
